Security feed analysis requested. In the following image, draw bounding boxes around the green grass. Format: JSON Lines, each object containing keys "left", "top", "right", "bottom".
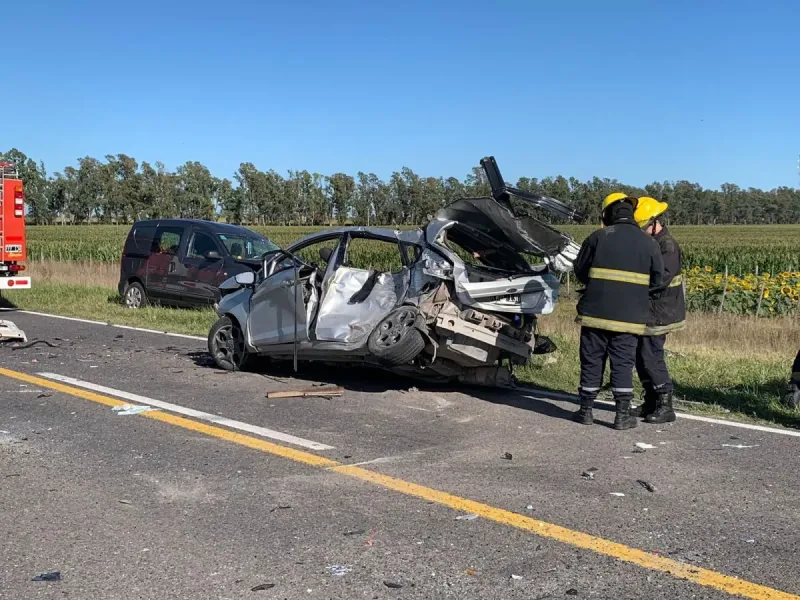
{"left": 4, "top": 281, "right": 797, "bottom": 429}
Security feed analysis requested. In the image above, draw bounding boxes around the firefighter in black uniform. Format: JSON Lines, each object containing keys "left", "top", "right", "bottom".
{"left": 784, "top": 348, "right": 800, "bottom": 409}
{"left": 630, "top": 196, "right": 686, "bottom": 423}
{"left": 572, "top": 193, "right": 664, "bottom": 430}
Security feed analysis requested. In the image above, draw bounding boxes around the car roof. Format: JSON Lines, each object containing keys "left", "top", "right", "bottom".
{"left": 132, "top": 219, "right": 264, "bottom": 236}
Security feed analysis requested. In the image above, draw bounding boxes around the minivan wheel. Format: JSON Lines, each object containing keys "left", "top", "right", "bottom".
{"left": 367, "top": 307, "right": 425, "bottom": 367}
{"left": 208, "top": 316, "right": 252, "bottom": 371}
{"left": 123, "top": 282, "right": 148, "bottom": 309}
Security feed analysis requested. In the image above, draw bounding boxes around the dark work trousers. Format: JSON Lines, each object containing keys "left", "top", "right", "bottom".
{"left": 635, "top": 334, "right": 673, "bottom": 393}
{"left": 579, "top": 327, "right": 638, "bottom": 402}
{"left": 792, "top": 348, "right": 800, "bottom": 382}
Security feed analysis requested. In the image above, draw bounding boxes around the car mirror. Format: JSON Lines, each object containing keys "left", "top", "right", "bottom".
{"left": 205, "top": 250, "right": 222, "bottom": 260}
{"left": 234, "top": 271, "right": 255, "bottom": 286}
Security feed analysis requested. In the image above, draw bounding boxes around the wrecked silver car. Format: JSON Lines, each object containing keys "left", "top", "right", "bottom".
{"left": 208, "top": 157, "right": 585, "bottom": 384}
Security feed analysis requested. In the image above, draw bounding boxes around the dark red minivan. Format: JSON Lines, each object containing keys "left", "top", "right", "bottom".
{"left": 118, "top": 219, "right": 279, "bottom": 309}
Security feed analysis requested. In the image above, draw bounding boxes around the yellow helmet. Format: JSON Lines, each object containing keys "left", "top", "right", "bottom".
{"left": 634, "top": 196, "right": 668, "bottom": 228}
{"left": 602, "top": 192, "right": 637, "bottom": 211}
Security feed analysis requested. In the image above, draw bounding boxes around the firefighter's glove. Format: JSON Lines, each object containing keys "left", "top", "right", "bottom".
{"left": 545, "top": 240, "right": 580, "bottom": 273}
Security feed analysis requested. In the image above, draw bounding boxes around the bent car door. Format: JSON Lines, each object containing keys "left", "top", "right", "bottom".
{"left": 248, "top": 235, "right": 343, "bottom": 351}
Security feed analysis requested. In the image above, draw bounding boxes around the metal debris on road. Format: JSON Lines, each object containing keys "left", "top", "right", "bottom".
{"left": 384, "top": 581, "right": 404, "bottom": 589}
{"left": 269, "top": 505, "right": 292, "bottom": 513}
{"left": 11, "top": 339, "right": 60, "bottom": 350}
{"left": 112, "top": 404, "right": 158, "bottom": 416}
{"left": 32, "top": 571, "right": 61, "bottom": 582}
{"left": 37, "top": 392, "right": 53, "bottom": 398}
{"left": 581, "top": 467, "right": 598, "bottom": 480}
{"left": 343, "top": 529, "right": 366, "bottom": 536}
{"left": 566, "top": 589, "right": 579, "bottom": 596}
{"left": 525, "top": 505, "right": 534, "bottom": 511}
{"left": 744, "top": 538, "right": 756, "bottom": 543}
{"left": 329, "top": 565, "right": 351, "bottom": 577}
{"left": 118, "top": 499, "right": 132, "bottom": 505}
{"left": 637, "top": 480, "right": 656, "bottom": 493}
{"left": 251, "top": 583, "right": 275, "bottom": 591}
{"left": 609, "top": 493, "right": 625, "bottom": 497}
{"left": 511, "top": 574, "right": 523, "bottom": 580}
{"left": 635, "top": 443, "right": 656, "bottom": 450}
{"left": 722, "top": 444, "right": 759, "bottom": 449}
{"left": 502, "top": 452, "right": 513, "bottom": 460}
{"left": 456, "top": 514, "right": 479, "bottom": 521}
{"left": 266, "top": 387, "right": 344, "bottom": 399}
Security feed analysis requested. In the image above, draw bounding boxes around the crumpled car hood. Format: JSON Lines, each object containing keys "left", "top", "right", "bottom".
{"left": 432, "top": 197, "right": 573, "bottom": 259}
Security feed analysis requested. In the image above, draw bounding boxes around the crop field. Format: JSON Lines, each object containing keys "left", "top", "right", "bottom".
{"left": 26, "top": 224, "right": 800, "bottom": 274}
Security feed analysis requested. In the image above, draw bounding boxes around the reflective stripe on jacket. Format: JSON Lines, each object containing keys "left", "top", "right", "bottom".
{"left": 644, "top": 227, "right": 686, "bottom": 335}
{"left": 574, "top": 218, "right": 665, "bottom": 335}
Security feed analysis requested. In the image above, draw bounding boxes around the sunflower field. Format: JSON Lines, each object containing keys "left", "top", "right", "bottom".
{"left": 685, "top": 268, "right": 800, "bottom": 317}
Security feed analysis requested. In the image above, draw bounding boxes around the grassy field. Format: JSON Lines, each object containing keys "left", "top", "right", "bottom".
{"left": 4, "top": 261, "right": 799, "bottom": 428}
{"left": 25, "top": 224, "right": 800, "bottom": 275}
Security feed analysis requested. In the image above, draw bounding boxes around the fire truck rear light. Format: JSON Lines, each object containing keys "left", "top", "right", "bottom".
{"left": 15, "top": 198, "right": 23, "bottom": 206}
{"left": 14, "top": 209, "right": 23, "bottom": 217}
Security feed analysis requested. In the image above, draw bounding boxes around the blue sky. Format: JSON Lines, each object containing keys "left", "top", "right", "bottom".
{"left": 9, "top": 0, "right": 800, "bottom": 190}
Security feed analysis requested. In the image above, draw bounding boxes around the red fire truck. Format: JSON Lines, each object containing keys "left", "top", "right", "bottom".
{"left": 0, "top": 161, "right": 31, "bottom": 290}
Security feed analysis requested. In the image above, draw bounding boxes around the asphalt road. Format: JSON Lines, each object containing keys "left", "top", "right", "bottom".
{"left": 1, "top": 312, "right": 799, "bottom": 600}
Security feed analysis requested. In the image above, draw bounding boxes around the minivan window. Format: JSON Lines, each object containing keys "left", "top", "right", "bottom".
{"left": 217, "top": 233, "right": 278, "bottom": 260}
{"left": 124, "top": 224, "right": 157, "bottom": 256}
{"left": 155, "top": 228, "right": 184, "bottom": 255}
{"left": 188, "top": 232, "right": 219, "bottom": 258}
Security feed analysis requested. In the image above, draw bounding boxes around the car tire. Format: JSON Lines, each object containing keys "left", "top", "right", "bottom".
{"left": 122, "top": 281, "right": 148, "bottom": 309}
{"left": 367, "top": 307, "right": 426, "bottom": 367}
{"left": 208, "top": 316, "right": 252, "bottom": 371}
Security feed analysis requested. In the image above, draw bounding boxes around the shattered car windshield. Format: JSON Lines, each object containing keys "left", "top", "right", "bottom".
{"left": 217, "top": 233, "right": 279, "bottom": 260}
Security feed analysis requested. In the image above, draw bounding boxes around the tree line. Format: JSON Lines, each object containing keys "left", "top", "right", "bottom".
{"left": 3, "top": 148, "right": 799, "bottom": 227}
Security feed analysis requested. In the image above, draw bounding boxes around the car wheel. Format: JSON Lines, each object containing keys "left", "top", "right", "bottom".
{"left": 123, "top": 282, "right": 148, "bottom": 309}
{"left": 367, "top": 307, "right": 425, "bottom": 366}
{"left": 208, "top": 316, "right": 252, "bottom": 371}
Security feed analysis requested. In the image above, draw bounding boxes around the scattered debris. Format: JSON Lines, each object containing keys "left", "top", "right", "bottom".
{"left": 501, "top": 452, "right": 513, "bottom": 460}
{"left": 5, "top": 473, "right": 20, "bottom": 478}
{"left": 456, "top": 514, "right": 478, "bottom": 521}
{"left": 112, "top": 404, "right": 157, "bottom": 416}
{"left": 407, "top": 387, "right": 419, "bottom": 393}
{"left": 37, "top": 393, "right": 53, "bottom": 399}
{"left": 269, "top": 505, "right": 292, "bottom": 513}
{"left": 466, "top": 568, "right": 475, "bottom": 576}
{"left": 328, "top": 565, "right": 351, "bottom": 577}
{"left": 637, "top": 480, "right": 656, "bottom": 493}
{"left": 632, "top": 447, "right": 647, "bottom": 454}
{"left": 343, "top": 529, "right": 366, "bottom": 536}
{"left": 11, "top": 339, "right": 60, "bottom": 350}
{"left": 566, "top": 589, "right": 579, "bottom": 596}
{"left": 743, "top": 538, "right": 756, "bottom": 544}
{"left": 635, "top": 443, "right": 656, "bottom": 450}
{"left": 525, "top": 505, "right": 534, "bottom": 511}
{"left": 32, "top": 571, "right": 61, "bottom": 582}
{"left": 511, "top": 574, "right": 523, "bottom": 580}
{"left": 609, "top": 493, "right": 625, "bottom": 497}
{"left": 581, "top": 467, "right": 598, "bottom": 480}
{"left": 118, "top": 499, "right": 132, "bottom": 505}
{"left": 722, "top": 444, "right": 759, "bottom": 449}
{"left": 266, "top": 387, "right": 344, "bottom": 399}
{"left": 384, "top": 581, "right": 404, "bottom": 589}
{"left": 251, "top": 583, "right": 275, "bottom": 591}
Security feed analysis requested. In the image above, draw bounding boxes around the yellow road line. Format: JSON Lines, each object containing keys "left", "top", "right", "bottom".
{"left": 1, "top": 366, "right": 796, "bottom": 600}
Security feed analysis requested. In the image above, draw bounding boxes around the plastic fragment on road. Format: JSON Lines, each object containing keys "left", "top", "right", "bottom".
{"left": 637, "top": 480, "right": 656, "bottom": 493}
{"left": 112, "top": 404, "right": 158, "bottom": 416}
{"left": 32, "top": 571, "right": 61, "bottom": 582}
{"left": 511, "top": 574, "right": 523, "bottom": 580}
{"left": 456, "top": 513, "right": 478, "bottom": 520}
{"left": 384, "top": 581, "right": 404, "bottom": 589}
{"left": 722, "top": 444, "right": 759, "bottom": 449}
{"left": 581, "top": 467, "right": 598, "bottom": 480}
{"left": 635, "top": 443, "right": 656, "bottom": 449}
{"left": 501, "top": 452, "right": 513, "bottom": 460}
{"left": 609, "top": 493, "right": 625, "bottom": 497}
{"left": 0, "top": 320, "right": 27, "bottom": 343}
{"left": 328, "top": 565, "right": 351, "bottom": 577}
{"left": 251, "top": 583, "right": 275, "bottom": 591}
{"left": 525, "top": 505, "right": 534, "bottom": 511}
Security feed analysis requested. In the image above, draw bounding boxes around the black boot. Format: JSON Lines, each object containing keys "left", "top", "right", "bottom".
{"left": 783, "top": 381, "right": 800, "bottom": 409}
{"left": 630, "top": 390, "right": 657, "bottom": 419}
{"left": 572, "top": 396, "right": 594, "bottom": 425}
{"left": 645, "top": 391, "right": 677, "bottom": 423}
{"left": 613, "top": 399, "right": 638, "bottom": 430}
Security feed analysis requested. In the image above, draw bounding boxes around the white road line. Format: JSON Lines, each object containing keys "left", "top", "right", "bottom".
{"left": 38, "top": 372, "right": 335, "bottom": 451}
{"left": 13, "top": 310, "right": 799, "bottom": 439}
{"left": 4, "top": 309, "right": 206, "bottom": 341}
{"left": 520, "top": 393, "right": 800, "bottom": 438}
